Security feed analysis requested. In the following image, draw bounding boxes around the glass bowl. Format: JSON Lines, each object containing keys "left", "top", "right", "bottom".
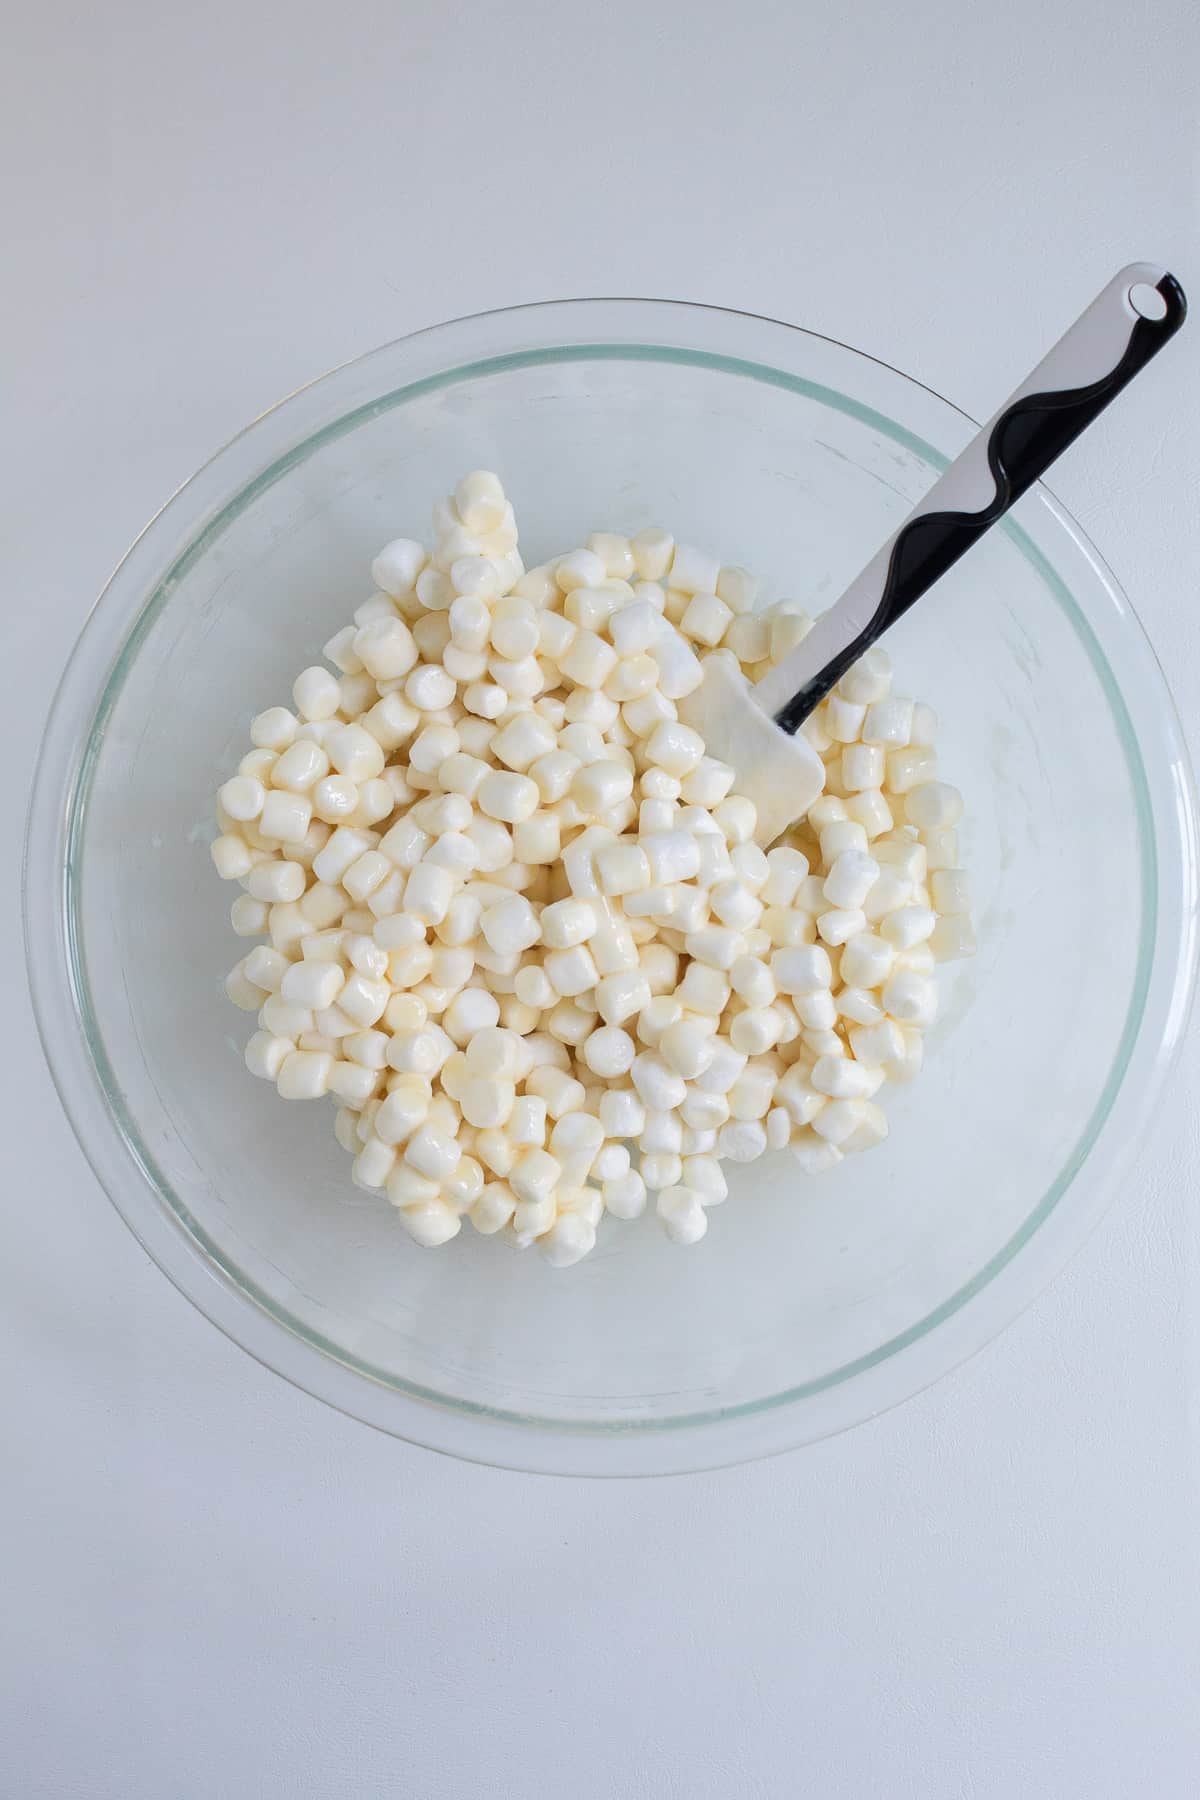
{"left": 24, "top": 299, "right": 1198, "bottom": 1476}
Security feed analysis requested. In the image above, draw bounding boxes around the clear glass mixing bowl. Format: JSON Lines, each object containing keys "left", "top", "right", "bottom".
{"left": 24, "top": 299, "right": 1198, "bottom": 1475}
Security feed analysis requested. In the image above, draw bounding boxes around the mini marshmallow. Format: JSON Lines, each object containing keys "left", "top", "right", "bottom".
{"left": 642, "top": 830, "right": 701, "bottom": 885}
{"left": 590, "top": 919, "right": 638, "bottom": 975}
{"left": 863, "top": 697, "right": 914, "bottom": 747}
{"left": 712, "top": 795, "right": 757, "bottom": 846}
{"left": 354, "top": 617, "right": 419, "bottom": 683}
{"left": 655, "top": 1187, "right": 708, "bottom": 1245}
{"left": 905, "top": 781, "right": 963, "bottom": 831}
{"left": 668, "top": 543, "right": 720, "bottom": 594}
{"left": 729, "top": 1007, "right": 784, "bottom": 1056}
{"left": 625, "top": 527, "right": 672, "bottom": 582}
{"left": 811, "top": 1055, "right": 880, "bottom": 1101}
{"left": 690, "top": 1040, "right": 746, "bottom": 1097}
{"left": 598, "top": 1088, "right": 647, "bottom": 1142}
{"left": 247, "top": 860, "right": 306, "bottom": 904}
{"left": 650, "top": 631, "right": 703, "bottom": 700}
{"left": 219, "top": 775, "right": 265, "bottom": 822}
{"left": 480, "top": 894, "right": 540, "bottom": 955}
{"left": 783, "top": 1130, "right": 841, "bottom": 1173}
{"left": 835, "top": 645, "right": 892, "bottom": 705}
{"left": 881, "top": 969, "right": 939, "bottom": 1027}
{"left": 713, "top": 564, "right": 758, "bottom": 613}
{"left": 370, "top": 537, "right": 426, "bottom": 598}
{"left": 824, "top": 696, "right": 865, "bottom": 743}
{"left": 572, "top": 759, "right": 634, "bottom": 814}
{"left": 819, "top": 820, "right": 870, "bottom": 864}
{"left": 708, "top": 878, "right": 761, "bottom": 931}
{"left": 592, "top": 969, "right": 651, "bottom": 1026}
{"left": 581, "top": 1025, "right": 637, "bottom": 1078}
{"left": 887, "top": 747, "right": 938, "bottom": 793}
{"left": 250, "top": 707, "right": 298, "bottom": 752}
{"left": 558, "top": 628, "right": 616, "bottom": 691}
{"left": 545, "top": 943, "right": 599, "bottom": 999}
{"left": 837, "top": 986, "right": 884, "bottom": 1027}
{"left": 717, "top": 1119, "right": 768, "bottom": 1163}
{"left": 930, "top": 868, "right": 972, "bottom": 915}
{"left": 658, "top": 1019, "right": 716, "bottom": 1080}
{"left": 794, "top": 989, "right": 837, "bottom": 1030}
{"left": 537, "top": 1214, "right": 597, "bottom": 1267}
{"left": 771, "top": 944, "right": 833, "bottom": 995}
{"left": 849, "top": 1019, "right": 906, "bottom": 1067}
{"left": 280, "top": 958, "right": 344, "bottom": 1011}
{"left": 600, "top": 1170, "right": 646, "bottom": 1220}
{"left": 823, "top": 849, "right": 880, "bottom": 911}
{"left": 881, "top": 904, "right": 936, "bottom": 950}
{"left": 630, "top": 1052, "right": 687, "bottom": 1113}
{"left": 539, "top": 897, "right": 597, "bottom": 948}
{"left": 808, "top": 1099, "right": 868, "bottom": 1147}
{"left": 403, "top": 862, "right": 453, "bottom": 927}
{"left": 685, "top": 925, "right": 746, "bottom": 972}
{"left": 845, "top": 789, "right": 894, "bottom": 840}
{"left": 841, "top": 743, "right": 886, "bottom": 791}
{"left": 675, "top": 963, "right": 729, "bottom": 1017}
{"left": 644, "top": 719, "right": 705, "bottom": 777}
{"left": 642, "top": 1151, "right": 683, "bottom": 1191}
{"left": 729, "top": 955, "right": 776, "bottom": 1007}
{"left": 404, "top": 1125, "right": 461, "bottom": 1181}
{"left": 491, "top": 711, "right": 556, "bottom": 772}
{"left": 477, "top": 770, "right": 539, "bottom": 824}
{"left": 325, "top": 723, "right": 385, "bottom": 785}
{"left": 930, "top": 914, "right": 976, "bottom": 961}
{"left": 922, "top": 827, "right": 959, "bottom": 873}
{"left": 275, "top": 1050, "right": 332, "bottom": 1100}
{"left": 817, "top": 908, "right": 867, "bottom": 947}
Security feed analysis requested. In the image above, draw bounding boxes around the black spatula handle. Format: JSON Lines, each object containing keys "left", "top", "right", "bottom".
{"left": 751, "top": 265, "right": 1186, "bottom": 734}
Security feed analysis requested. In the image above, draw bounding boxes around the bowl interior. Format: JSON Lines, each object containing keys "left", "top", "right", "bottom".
{"left": 60, "top": 321, "right": 1161, "bottom": 1462}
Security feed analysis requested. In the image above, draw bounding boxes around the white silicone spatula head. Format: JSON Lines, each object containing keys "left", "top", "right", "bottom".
{"left": 678, "top": 264, "right": 1186, "bottom": 846}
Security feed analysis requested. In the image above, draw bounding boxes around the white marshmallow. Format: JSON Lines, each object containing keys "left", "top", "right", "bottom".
{"left": 545, "top": 943, "right": 599, "bottom": 999}
{"left": 276, "top": 1050, "right": 332, "bottom": 1100}
{"left": 668, "top": 544, "right": 720, "bottom": 594}
{"left": 882, "top": 969, "right": 938, "bottom": 1027}
{"left": 823, "top": 849, "right": 880, "bottom": 911}
{"left": 594, "top": 969, "right": 651, "bottom": 1026}
{"left": 930, "top": 915, "right": 977, "bottom": 961}
{"left": 824, "top": 696, "right": 865, "bottom": 743}
{"left": 717, "top": 1119, "right": 768, "bottom": 1163}
{"left": 371, "top": 537, "right": 427, "bottom": 597}
{"left": 601, "top": 1170, "right": 646, "bottom": 1219}
{"left": 630, "top": 1052, "right": 687, "bottom": 1113}
{"left": 655, "top": 1186, "right": 708, "bottom": 1245}
{"left": 581, "top": 1025, "right": 637, "bottom": 1078}
{"left": 863, "top": 696, "right": 914, "bottom": 747}
{"left": 658, "top": 1019, "right": 716, "bottom": 1079}
{"left": 790, "top": 1132, "right": 844, "bottom": 1173}
{"left": 817, "top": 908, "right": 867, "bottom": 947}
{"left": 930, "top": 868, "right": 972, "bottom": 915}
{"left": 771, "top": 944, "right": 833, "bottom": 995}
{"left": 477, "top": 770, "right": 539, "bottom": 824}
{"left": 480, "top": 894, "right": 540, "bottom": 955}
{"left": 905, "top": 782, "right": 963, "bottom": 830}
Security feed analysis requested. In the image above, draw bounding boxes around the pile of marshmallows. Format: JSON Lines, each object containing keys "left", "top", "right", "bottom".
{"left": 214, "top": 472, "right": 974, "bottom": 1267}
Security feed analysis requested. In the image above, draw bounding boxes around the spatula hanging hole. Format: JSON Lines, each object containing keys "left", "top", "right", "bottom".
{"left": 1129, "top": 281, "right": 1168, "bottom": 321}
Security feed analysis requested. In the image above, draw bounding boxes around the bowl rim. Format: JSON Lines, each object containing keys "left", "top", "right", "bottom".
{"left": 23, "top": 296, "right": 1200, "bottom": 1476}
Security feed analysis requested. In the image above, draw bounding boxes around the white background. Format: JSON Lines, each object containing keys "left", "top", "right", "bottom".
{"left": 3, "top": 2, "right": 1199, "bottom": 1794}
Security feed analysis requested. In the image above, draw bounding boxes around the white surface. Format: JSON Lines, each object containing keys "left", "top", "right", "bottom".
{"left": 3, "top": 1, "right": 1198, "bottom": 1792}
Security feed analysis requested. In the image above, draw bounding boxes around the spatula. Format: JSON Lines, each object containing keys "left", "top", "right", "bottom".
{"left": 679, "top": 263, "right": 1186, "bottom": 846}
